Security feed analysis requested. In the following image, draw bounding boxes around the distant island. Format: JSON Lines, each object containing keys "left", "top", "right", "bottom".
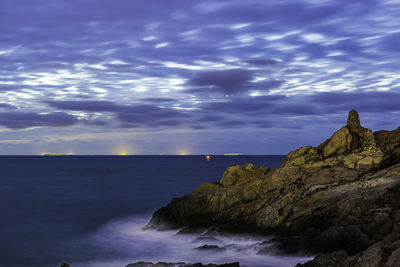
{"left": 138, "top": 110, "right": 400, "bottom": 267}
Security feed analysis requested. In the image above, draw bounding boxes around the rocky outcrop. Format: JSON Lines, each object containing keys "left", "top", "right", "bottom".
{"left": 281, "top": 109, "right": 383, "bottom": 172}
{"left": 146, "top": 110, "right": 400, "bottom": 266}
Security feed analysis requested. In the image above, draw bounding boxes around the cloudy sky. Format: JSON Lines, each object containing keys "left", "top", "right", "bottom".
{"left": 0, "top": 0, "right": 400, "bottom": 155}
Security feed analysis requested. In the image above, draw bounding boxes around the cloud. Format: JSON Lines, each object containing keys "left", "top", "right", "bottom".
{"left": 45, "top": 100, "right": 120, "bottom": 112}
{"left": 381, "top": 33, "right": 400, "bottom": 53}
{"left": 116, "top": 105, "right": 188, "bottom": 127}
{"left": 189, "top": 69, "right": 253, "bottom": 93}
{"left": 140, "top": 97, "right": 176, "bottom": 102}
{"left": 309, "top": 91, "right": 400, "bottom": 113}
{"left": 0, "top": 85, "right": 17, "bottom": 91}
{"left": 244, "top": 59, "right": 280, "bottom": 65}
{"left": 270, "top": 104, "right": 318, "bottom": 116}
{"left": 0, "top": 112, "right": 78, "bottom": 129}
{"left": 0, "top": 103, "right": 15, "bottom": 109}
{"left": 1, "top": 0, "right": 400, "bottom": 154}
{"left": 45, "top": 100, "right": 189, "bottom": 128}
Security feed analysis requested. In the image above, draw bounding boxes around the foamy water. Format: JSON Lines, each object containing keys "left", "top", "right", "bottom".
{"left": 69, "top": 216, "right": 313, "bottom": 267}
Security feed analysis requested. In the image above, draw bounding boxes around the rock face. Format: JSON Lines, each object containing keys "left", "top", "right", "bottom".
{"left": 146, "top": 110, "right": 400, "bottom": 266}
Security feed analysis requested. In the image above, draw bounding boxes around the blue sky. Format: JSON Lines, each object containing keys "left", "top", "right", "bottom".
{"left": 0, "top": 0, "right": 400, "bottom": 155}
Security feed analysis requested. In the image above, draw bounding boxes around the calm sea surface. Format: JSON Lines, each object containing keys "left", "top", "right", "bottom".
{"left": 0, "top": 155, "right": 311, "bottom": 267}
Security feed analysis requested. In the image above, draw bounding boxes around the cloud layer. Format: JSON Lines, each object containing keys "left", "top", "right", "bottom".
{"left": 0, "top": 0, "right": 399, "bottom": 154}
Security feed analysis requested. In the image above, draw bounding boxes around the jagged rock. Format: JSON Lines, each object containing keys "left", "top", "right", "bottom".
{"left": 282, "top": 110, "right": 383, "bottom": 171}
{"left": 146, "top": 110, "right": 400, "bottom": 266}
{"left": 347, "top": 109, "right": 361, "bottom": 130}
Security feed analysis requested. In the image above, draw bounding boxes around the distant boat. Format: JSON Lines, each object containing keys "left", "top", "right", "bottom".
{"left": 224, "top": 153, "right": 242, "bottom": 156}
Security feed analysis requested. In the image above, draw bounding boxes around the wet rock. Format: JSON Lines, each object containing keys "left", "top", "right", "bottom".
{"left": 296, "top": 250, "right": 348, "bottom": 267}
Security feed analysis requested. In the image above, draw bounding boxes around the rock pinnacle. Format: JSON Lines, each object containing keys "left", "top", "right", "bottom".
{"left": 347, "top": 109, "right": 361, "bottom": 130}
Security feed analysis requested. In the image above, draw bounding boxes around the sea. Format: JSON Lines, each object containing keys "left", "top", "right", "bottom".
{"left": 0, "top": 155, "right": 312, "bottom": 267}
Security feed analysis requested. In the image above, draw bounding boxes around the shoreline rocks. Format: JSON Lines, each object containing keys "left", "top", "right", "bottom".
{"left": 146, "top": 110, "right": 400, "bottom": 266}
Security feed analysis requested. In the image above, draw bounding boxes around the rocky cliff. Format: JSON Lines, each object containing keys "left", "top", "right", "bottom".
{"left": 146, "top": 110, "right": 400, "bottom": 267}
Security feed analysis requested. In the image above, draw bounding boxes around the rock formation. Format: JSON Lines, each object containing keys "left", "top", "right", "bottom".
{"left": 281, "top": 109, "right": 383, "bottom": 171}
{"left": 146, "top": 110, "right": 400, "bottom": 266}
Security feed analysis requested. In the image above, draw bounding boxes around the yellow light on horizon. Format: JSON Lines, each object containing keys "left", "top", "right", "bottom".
{"left": 115, "top": 147, "right": 132, "bottom": 156}
{"left": 179, "top": 149, "right": 188, "bottom": 156}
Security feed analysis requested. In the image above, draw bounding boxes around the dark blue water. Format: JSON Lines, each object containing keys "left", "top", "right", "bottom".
{"left": 0, "top": 155, "right": 311, "bottom": 267}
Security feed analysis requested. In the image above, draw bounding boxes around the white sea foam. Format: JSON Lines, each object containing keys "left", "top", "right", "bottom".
{"left": 70, "top": 216, "right": 313, "bottom": 267}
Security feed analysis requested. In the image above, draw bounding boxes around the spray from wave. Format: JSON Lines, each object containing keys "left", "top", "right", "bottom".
{"left": 67, "top": 216, "right": 312, "bottom": 267}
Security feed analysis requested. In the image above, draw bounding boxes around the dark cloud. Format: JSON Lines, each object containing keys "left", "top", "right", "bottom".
{"left": 116, "top": 105, "right": 188, "bottom": 127}
{"left": 270, "top": 104, "right": 318, "bottom": 116}
{"left": 45, "top": 100, "right": 121, "bottom": 112}
{"left": 309, "top": 91, "right": 400, "bottom": 113}
{"left": 0, "top": 112, "right": 78, "bottom": 129}
{"left": 244, "top": 59, "right": 280, "bottom": 65}
{"left": 381, "top": 33, "right": 400, "bottom": 53}
{"left": 45, "top": 100, "right": 189, "bottom": 128}
{"left": 203, "top": 95, "right": 286, "bottom": 114}
{"left": 205, "top": 99, "right": 270, "bottom": 113}
{"left": 0, "top": 103, "right": 15, "bottom": 109}
{"left": 215, "top": 119, "right": 248, "bottom": 128}
{"left": 197, "top": 114, "right": 225, "bottom": 122}
{"left": 140, "top": 97, "right": 176, "bottom": 103}
{"left": 189, "top": 69, "right": 253, "bottom": 93}
{"left": 0, "top": 85, "right": 17, "bottom": 91}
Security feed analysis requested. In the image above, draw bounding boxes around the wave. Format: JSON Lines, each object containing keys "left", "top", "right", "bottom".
{"left": 67, "top": 215, "right": 312, "bottom": 267}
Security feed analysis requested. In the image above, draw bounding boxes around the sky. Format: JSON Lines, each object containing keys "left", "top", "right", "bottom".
{"left": 0, "top": 0, "right": 400, "bottom": 155}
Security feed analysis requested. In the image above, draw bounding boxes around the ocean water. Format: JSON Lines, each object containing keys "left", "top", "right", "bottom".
{"left": 0, "top": 155, "right": 312, "bottom": 267}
